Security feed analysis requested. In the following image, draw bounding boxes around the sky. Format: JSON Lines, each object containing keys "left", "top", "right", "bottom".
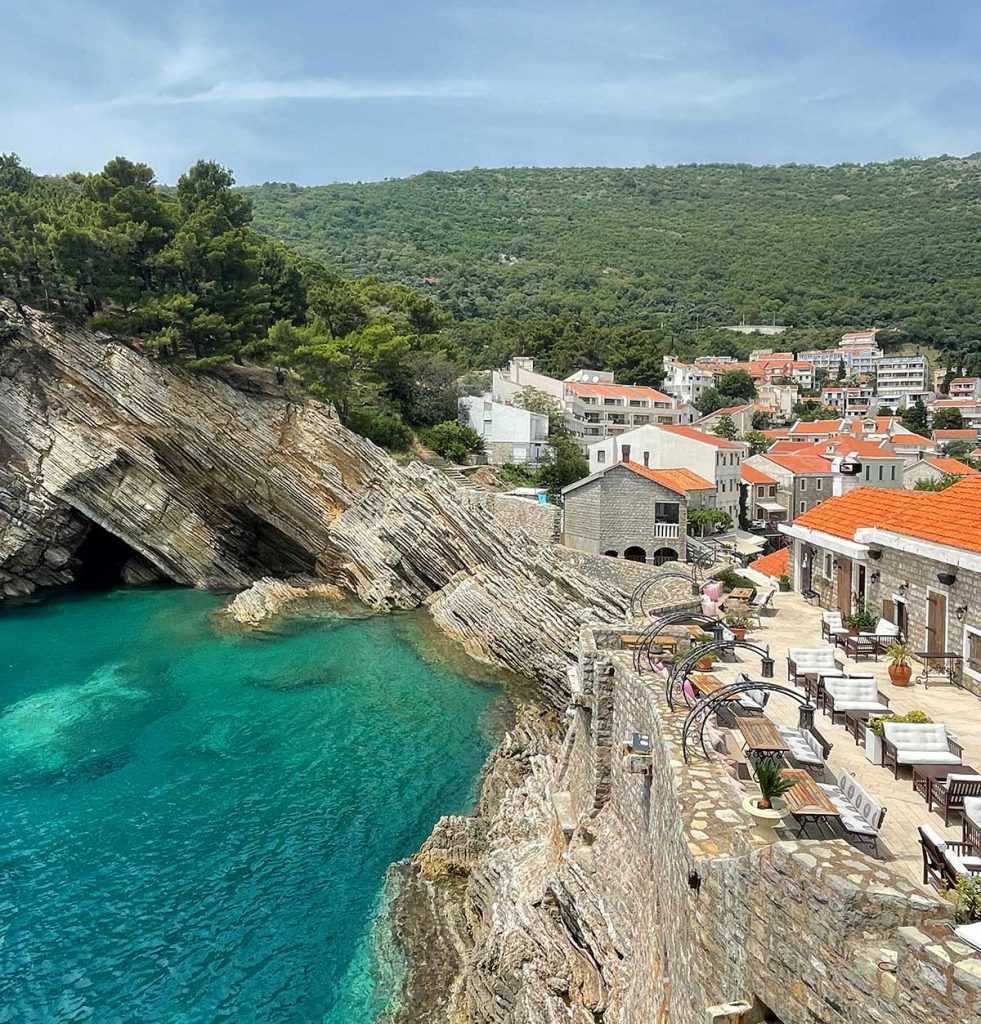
{"left": 3, "top": 0, "right": 981, "bottom": 185}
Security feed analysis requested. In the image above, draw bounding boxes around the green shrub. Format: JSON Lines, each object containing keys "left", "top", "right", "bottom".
{"left": 422, "top": 421, "right": 485, "bottom": 464}
{"left": 868, "top": 710, "right": 932, "bottom": 738}
{"left": 714, "top": 568, "right": 755, "bottom": 591}
{"left": 347, "top": 411, "right": 414, "bottom": 451}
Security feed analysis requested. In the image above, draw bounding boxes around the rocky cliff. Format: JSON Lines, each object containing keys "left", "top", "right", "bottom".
{"left": 0, "top": 301, "right": 629, "bottom": 700}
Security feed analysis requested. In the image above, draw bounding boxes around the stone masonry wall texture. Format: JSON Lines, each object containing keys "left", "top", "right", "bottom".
{"left": 460, "top": 623, "right": 981, "bottom": 1023}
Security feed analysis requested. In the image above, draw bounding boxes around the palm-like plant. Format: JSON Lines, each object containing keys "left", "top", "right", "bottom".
{"left": 754, "top": 759, "right": 795, "bottom": 810}
{"left": 885, "top": 642, "right": 911, "bottom": 666}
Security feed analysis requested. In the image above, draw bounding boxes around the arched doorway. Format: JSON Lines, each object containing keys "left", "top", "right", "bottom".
{"left": 623, "top": 546, "right": 647, "bottom": 563}
{"left": 603, "top": 549, "right": 619, "bottom": 558}
{"left": 650, "top": 546, "right": 677, "bottom": 566}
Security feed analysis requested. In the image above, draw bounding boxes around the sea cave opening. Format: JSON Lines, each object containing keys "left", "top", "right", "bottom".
{"left": 71, "top": 522, "right": 146, "bottom": 590}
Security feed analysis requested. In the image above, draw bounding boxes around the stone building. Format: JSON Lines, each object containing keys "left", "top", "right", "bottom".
{"left": 693, "top": 403, "right": 755, "bottom": 435}
{"left": 780, "top": 478, "right": 981, "bottom": 695}
{"left": 903, "top": 455, "right": 979, "bottom": 490}
{"left": 561, "top": 461, "right": 715, "bottom": 564}
{"left": 744, "top": 451, "right": 835, "bottom": 522}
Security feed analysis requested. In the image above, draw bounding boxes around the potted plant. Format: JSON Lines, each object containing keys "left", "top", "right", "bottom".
{"left": 885, "top": 641, "right": 913, "bottom": 687}
{"left": 725, "top": 610, "right": 752, "bottom": 641}
{"left": 742, "top": 760, "right": 794, "bottom": 835}
{"left": 950, "top": 876, "right": 981, "bottom": 924}
{"left": 844, "top": 607, "right": 877, "bottom": 635}
{"left": 777, "top": 573, "right": 791, "bottom": 593}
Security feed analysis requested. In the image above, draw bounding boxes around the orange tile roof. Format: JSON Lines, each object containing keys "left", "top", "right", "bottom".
{"left": 932, "top": 399, "right": 979, "bottom": 408}
{"left": 710, "top": 403, "right": 754, "bottom": 416}
{"left": 742, "top": 465, "right": 777, "bottom": 484}
{"left": 659, "top": 424, "right": 745, "bottom": 449}
{"left": 925, "top": 457, "right": 980, "bottom": 476}
{"left": 566, "top": 381, "right": 673, "bottom": 403}
{"left": 889, "top": 432, "right": 933, "bottom": 445}
{"left": 806, "top": 437, "right": 901, "bottom": 459}
{"left": 624, "top": 463, "right": 716, "bottom": 494}
{"left": 952, "top": 378, "right": 979, "bottom": 384}
{"left": 761, "top": 428, "right": 791, "bottom": 439}
{"left": 761, "top": 453, "right": 834, "bottom": 474}
{"left": 748, "top": 547, "right": 790, "bottom": 579}
{"left": 933, "top": 429, "right": 977, "bottom": 440}
{"left": 794, "top": 478, "right": 981, "bottom": 553}
{"left": 788, "top": 418, "right": 845, "bottom": 434}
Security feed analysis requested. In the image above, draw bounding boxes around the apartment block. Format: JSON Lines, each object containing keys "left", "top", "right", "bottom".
{"left": 875, "top": 354, "right": 930, "bottom": 405}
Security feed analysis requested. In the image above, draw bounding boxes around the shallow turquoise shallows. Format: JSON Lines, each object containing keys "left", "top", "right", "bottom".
{"left": 0, "top": 589, "right": 501, "bottom": 1024}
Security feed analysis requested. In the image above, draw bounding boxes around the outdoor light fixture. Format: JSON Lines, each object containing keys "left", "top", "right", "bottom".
{"left": 798, "top": 703, "right": 816, "bottom": 732}
{"left": 938, "top": 571, "right": 957, "bottom": 587}
{"left": 956, "top": 605, "right": 968, "bottom": 622}
{"left": 897, "top": 581, "right": 909, "bottom": 596}
{"left": 870, "top": 571, "right": 880, "bottom": 584}
{"left": 867, "top": 548, "right": 882, "bottom": 561}
{"left": 761, "top": 653, "right": 775, "bottom": 678}
{"left": 713, "top": 622, "right": 726, "bottom": 645}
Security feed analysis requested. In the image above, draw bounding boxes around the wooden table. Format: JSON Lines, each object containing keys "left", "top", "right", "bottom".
{"left": 651, "top": 634, "right": 678, "bottom": 650}
{"left": 729, "top": 587, "right": 755, "bottom": 602}
{"left": 844, "top": 709, "right": 873, "bottom": 746}
{"left": 737, "top": 717, "right": 790, "bottom": 757}
{"left": 781, "top": 768, "right": 840, "bottom": 837}
{"left": 692, "top": 673, "right": 727, "bottom": 697}
{"left": 842, "top": 633, "right": 878, "bottom": 661}
{"left": 912, "top": 763, "right": 979, "bottom": 806}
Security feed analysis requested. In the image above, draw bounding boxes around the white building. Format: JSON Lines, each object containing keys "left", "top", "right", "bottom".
{"left": 587, "top": 424, "right": 747, "bottom": 523}
{"left": 755, "top": 382, "right": 799, "bottom": 423}
{"left": 821, "top": 385, "right": 875, "bottom": 416}
{"left": 950, "top": 378, "right": 981, "bottom": 400}
{"left": 875, "top": 355, "right": 930, "bottom": 406}
{"left": 799, "top": 328, "right": 883, "bottom": 379}
{"left": 928, "top": 399, "right": 981, "bottom": 433}
{"left": 661, "top": 356, "right": 715, "bottom": 406}
{"left": 458, "top": 396, "right": 549, "bottom": 465}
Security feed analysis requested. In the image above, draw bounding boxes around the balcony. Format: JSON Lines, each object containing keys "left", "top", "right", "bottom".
{"left": 653, "top": 522, "right": 680, "bottom": 539}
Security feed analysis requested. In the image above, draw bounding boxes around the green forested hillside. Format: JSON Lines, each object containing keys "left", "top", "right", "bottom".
{"left": 247, "top": 158, "right": 981, "bottom": 372}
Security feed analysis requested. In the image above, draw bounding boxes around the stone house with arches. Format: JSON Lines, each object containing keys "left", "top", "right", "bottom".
{"left": 561, "top": 460, "right": 715, "bottom": 564}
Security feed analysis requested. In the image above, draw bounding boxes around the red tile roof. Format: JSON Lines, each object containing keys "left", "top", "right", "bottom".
{"left": 624, "top": 463, "right": 716, "bottom": 494}
{"left": 803, "top": 437, "right": 901, "bottom": 459}
{"left": 932, "top": 399, "right": 979, "bottom": 408}
{"left": 925, "top": 457, "right": 980, "bottom": 476}
{"left": 793, "top": 478, "right": 981, "bottom": 553}
{"left": 566, "top": 381, "right": 673, "bottom": 403}
{"left": 748, "top": 547, "right": 790, "bottom": 579}
{"left": 742, "top": 465, "right": 777, "bottom": 484}
{"left": 766, "top": 439, "right": 809, "bottom": 454}
{"left": 933, "top": 429, "right": 977, "bottom": 441}
{"left": 889, "top": 432, "right": 933, "bottom": 445}
{"left": 709, "top": 403, "right": 754, "bottom": 416}
{"left": 788, "top": 418, "right": 845, "bottom": 434}
{"left": 659, "top": 424, "right": 745, "bottom": 449}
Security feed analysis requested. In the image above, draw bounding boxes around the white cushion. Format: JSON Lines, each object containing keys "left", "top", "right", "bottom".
{"left": 921, "top": 823, "right": 947, "bottom": 849}
{"left": 964, "top": 797, "right": 981, "bottom": 828}
{"left": 788, "top": 648, "right": 839, "bottom": 670}
{"left": 825, "top": 677, "right": 878, "bottom": 702}
{"left": 819, "top": 771, "right": 883, "bottom": 834}
{"left": 883, "top": 722, "right": 951, "bottom": 753}
{"left": 830, "top": 700, "right": 890, "bottom": 713}
{"left": 896, "top": 750, "right": 961, "bottom": 766}
{"left": 955, "top": 923, "right": 981, "bottom": 950}
{"left": 777, "top": 726, "right": 823, "bottom": 765}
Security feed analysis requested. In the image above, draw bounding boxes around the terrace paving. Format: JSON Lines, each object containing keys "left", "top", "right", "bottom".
{"left": 702, "top": 589, "right": 981, "bottom": 890}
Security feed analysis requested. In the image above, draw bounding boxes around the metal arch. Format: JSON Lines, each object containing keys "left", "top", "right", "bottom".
{"left": 631, "top": 612, "right": 728, "bottom": 675}
{"left": 680, "top": 680, "right": 810, "bottom": 763}
{"left": 665, "top": 639, "right": 774, "bottom": 711}
{"left": 629, "top": 567, "right": 705, "bottom": 619}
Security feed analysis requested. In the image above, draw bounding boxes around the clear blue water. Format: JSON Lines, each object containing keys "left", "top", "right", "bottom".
{"left": 0, "top": 589, "right": 502, "bottom": 1024}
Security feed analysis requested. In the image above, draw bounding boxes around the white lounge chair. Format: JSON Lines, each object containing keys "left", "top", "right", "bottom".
{"left": 786, "top": 647, "right": 843, "bottom": 688}
{"left": 818, "top": 771, "right": 886, "bottom": 851}
{"left": 820, "top": 675, "right": 889, "bottom": 724}
{"left": 919, "top": 824, "right": 981, "bottom": 889}
{"left": 882, "top": 722, "right": 963, "bottom": 779}
{"left": 821, "top": 611, "right": 849, "bottom": 644}
{"left": 777, "top": 724, "right": 833, "bottom": 769}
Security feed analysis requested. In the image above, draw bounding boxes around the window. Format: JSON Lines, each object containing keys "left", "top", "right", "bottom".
{"left": 655, "top": 501, "right": 680, "bottom": 523}
{"left": 816, "top": 478, "right": 823, "bottom": 491}
{"left": 878, "top": 465, "right": 884, "bottom": 481}
{"left": 757, "top": 486, "right": 765, "bottom": 497}
{"left": 799, "top": 501, "right": 806, "bottom": 514}
{"left": 824, "top": 553, "right": 833, "bottom": 578}
{"left": 643, "top": 451, "right": 650, "bottom": 467}
{"left": 800, "top": 478, "right": 808, "bottom": 491}
{"left": 864, "top": 466, "right": 870, "bottom": 480}
{"left": 966, "top": 628, "right": 981, "bottom": 682}
{"left": 597, "top": 450, "right": 606, "bottom": 464}
{"left": 891, "top": 465, "right": 896, "bottom": 481}
{"left": 621, "top": 444, "right": 631, "bottom": 462}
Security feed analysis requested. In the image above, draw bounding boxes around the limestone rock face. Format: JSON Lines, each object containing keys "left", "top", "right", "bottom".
{"left": 0, "top": 302, "right": 626, "bottom": 693}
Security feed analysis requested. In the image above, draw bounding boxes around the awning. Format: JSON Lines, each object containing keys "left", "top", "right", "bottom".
{"left": 731, "top": 536, "right": 767, "bottom": 556}
{"left": 758, "top": 501, "right": 786, "bottom": 514}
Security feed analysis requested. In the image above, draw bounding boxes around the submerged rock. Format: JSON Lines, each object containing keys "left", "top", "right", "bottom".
{"left": 225, "top": 576, "right": 346, "bottom": 627}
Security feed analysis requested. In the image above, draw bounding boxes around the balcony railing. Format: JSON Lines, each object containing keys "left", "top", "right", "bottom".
{"left": 653, "top": 522, "right": 680, "bottom": 539}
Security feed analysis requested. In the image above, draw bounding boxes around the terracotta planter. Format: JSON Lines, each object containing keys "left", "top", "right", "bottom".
{"left": 731, "top": 627, "right": 746, "bottom": 641}
{"left": 697, "top": 656, "right": 715, "bottom": 671}
{"left": 889, "top": 663, "right": 912, "bottom": 687}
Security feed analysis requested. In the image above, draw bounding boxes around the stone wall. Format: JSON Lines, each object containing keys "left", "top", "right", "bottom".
{"left": 468, "top": 491, "right": 562, "bottom": 545}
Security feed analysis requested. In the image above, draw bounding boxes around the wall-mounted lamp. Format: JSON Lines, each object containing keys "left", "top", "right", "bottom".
{"left": 956, "top": 605, "right": 968, "bottom": 622}
{"left": 938, "top": 571, "right": 958, "bottom": 587}
{"left": 867, "top": 548, "right": 882, "bottom": 561}
{"left": 897, "top": 581, "right": 909, "bottom": 596}
{"left": 870, "top": 571, "right": 881, "bottom": 584}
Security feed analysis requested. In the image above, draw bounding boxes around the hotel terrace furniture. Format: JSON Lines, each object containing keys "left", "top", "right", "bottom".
{"left": 804, "top": 669, "right": 847, "bottom": 704}
{"left": 728, "top": 587, "right": 755, "bottom": 603}
{"left": 844, "top": 709, "right": 877, "bottom": 746}
{"left": 820, "top": 676, "right": 889, "bottom": 726}
{"left": 737, "top": 717, "right": 791, "bottom": 760}
{"left": 919, "top": 824, "right": 981, "bottom": 889}
{"left": 781, "top": 768, "right": 840, "bottom": 838}
{"left": 821, "top": 611, "right": 849, "bottom": 644}
{"left": 964, "top": 797, "right": 981, "bottom": 848}
{"left": 786, "top": 647, "right": 844, "bottom": 689}
{"left": 916, "top": 652, "right": 964, "bottom": 690}
{"left": 882, "top": 722, "right": 964, "bottom": 779}
{"left": 776, "top": 724, "right": 833, "bottom": 770}
{"left": 928, "top": 771, "right": 981, "bottom": 827}
{"left": 911, "top": 764, "right": 978, "bottom": 809}
{"left": 860, "top": 618, "right": 901, "bottom": 654}
{"left": 818, "top": 771, "right": 887, "bottom": 852}
{"left": 840, "top": 633, "right": 878, "bottom": 661}
{"left": 744, "top": 589, "right": 776, "bottom": 627}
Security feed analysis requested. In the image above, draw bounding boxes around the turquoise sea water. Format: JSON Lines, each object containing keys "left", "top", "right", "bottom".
{"left": 0, "top": 589, "right": 501, "bottom": 1024}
